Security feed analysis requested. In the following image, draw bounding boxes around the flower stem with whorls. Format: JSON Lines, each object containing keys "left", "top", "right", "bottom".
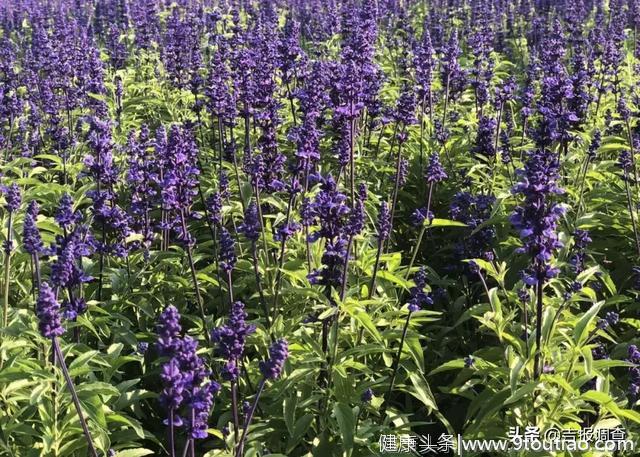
{"left": 388, "top": 134, "right": 406, "bottom": 245}
{"left": 385, "top": 311, "right": 412, "bottom": 403}
{"left": 251, "top": 242, "right": 269, "bottom": 326}
{"left": 52, "top": 337, "right": 99, "bottom": 457}
{"left": 168, "top": 409, "right": 176, "bottom": 457}
{"left": 406, "top": 182, "right": 434, "bottom": 278}
{"left": 235, "top": 379, "right": 265, "bottom": 457}
{"left": 3, "top": 212, "right": 13, "bottom": 327}
{"left": 533, "top": 277, "right": 544, "bottom": 379}
{"left": 180, "top": 211, "right": 209, "bottom": 344}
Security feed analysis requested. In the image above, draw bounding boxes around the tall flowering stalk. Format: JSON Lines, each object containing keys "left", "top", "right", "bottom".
{"left": 84, "top": 117, "right": 131, "bottom": 301}
{"left": 23, "top": 200, "right": 44, "bottom": 297}
{"left": 333, "top": 2, "right": 378, "bottom": 203}
{"left": 211, "top": 301, "right": 255, "bottom": 446}
{"left": 618, "top": 97, "right": 639, "bottom": 186}
{"left": 156, "top": 306, "right": 219, "bottom": 457}
{"left": 340, "top": 183, "right": 366, "bottom": 300}
{"left": 219, "top": 226, "right": 237, "bottom": 306}
{"left": 126, "top": 125, "right": 158, "bottom": 256}
{"left": 388, "top": 83, "right": 417, "bottom": 234}
{"left": 617, "top": 139, "right": 640, "bottom": 256}
{"left": 52, "top": 193, "right": 95, "bottom": 341}
{"left": 36, "top": 282, "right": 99, "bottom": 457}
{"left": 161, "top": 8, "right": 203, "bottom": 91}
{"left": 414, "top": 26, "right": 435, "bottom": 165}
{"left": 161, "top": 125, "right": 208, "bottom": 337}
{"left": 306, "top": 175, "right": 351, "bottom": 296}
{"left": 510, "top": 148, "right": 565, "bottom": 378}
{"left": 278, "top": 16, "right": 305, "bottom": 125}
{"left": 368, "top": 201, "right": 391, "bottom": 299}
{"left": 235, "top": 339, "right": 288, "bottom": 457}
{"left": 271, "top": 181, "right": 303, "bottom": 320}
{"left": 304, "top": 175, "right": 351, "bottom": 404}
{"left": 205, "top": 38, "right": 236, "bottom": 171}
{"left": 617, "top": 98, "right": 640, "bottom": 255}
{"left": 205, "top": 181, "right": 225, "bottom": 303}
{"left": 2, "top": 183, "right": 20, "bottom": 326}
{"left": 494, "top": 77, "right": 517, "bottom": 164}
{"left": 406, "top": 153, "right": 447, "bottom": 274}
{"left": 154, "top": 127, "right": 171, "bottom": 251}
{"left": 386, "top": 268, "right": 431, "bottom": 401}
{"left": 238, "top": 202, "right": 269, "bottom": 323}
{"left": 293, "top": 60, "right": 330, "bottom": 191}
{"left": 440, "top": 32, "right": 466, "bottom": 127}
{"left": 270, "top": 62, "right": 329, "bottom": 315}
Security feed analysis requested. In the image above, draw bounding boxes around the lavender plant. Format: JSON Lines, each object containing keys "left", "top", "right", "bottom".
{"left": 2, "top": 2, "right": 640, "bottom": 456}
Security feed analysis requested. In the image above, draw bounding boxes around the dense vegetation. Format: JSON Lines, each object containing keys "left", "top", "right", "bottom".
{"left": 3, "top": 0, "right": 640, "bottom": 455}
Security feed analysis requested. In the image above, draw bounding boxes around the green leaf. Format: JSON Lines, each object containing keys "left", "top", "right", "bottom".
{"left": 292, "top": 414, "right": 314, "bottom": 442}
{"left": 68, "top": 350, "right": 105, "bottom": 376}
{"left": 504, "top": 382, "right": 537, "bottom": 405}
{"left": 509, "top": 357, "right": 525, "bottom": 394}
{"left": 107, "top": 413, "right": 146, "bottom": 439}
{"left": 466, "top": 388, "right": 511, "bottom": 435}
{"left": 581, "top": 346, "right": 593, "bottom": 377}
{"left": 115, "top": 449, "right": 155, "bottom": 457}
{"left": 488, "top": 287, "right": 503, "bottom": 321}
{"left": 33, "top": 154, "right": 62, "bottom": 165}
{"left": 76, "top": 382, "right": 120, "bottom": 398}
{"left": 429, "top": 359, "right": 465, "bottom": 375}
{"left": 427, "top": 218, "right": 468, "bottom": 228}
{"left": 333, "top": 403, "right": 355, "bottom": 457}
{"left": 344, "top": 303, "right": 382, "bottom": 344}
{"left": 573, "top": 301, "right": 604, "bottom": 344}
{"left": 376, "top": 270, "right": 411, "bottom": 290}
{"left": 125, "top": 233, "right": 144, "bottom": 243}
{"left": 407, "top": 372, "right": 438, "bottom": 411}
{"left": 581, "top": 391, "right": 640, "bottom": 424}
{"left": 207, "top": 428, "right": 225, "bottom": 440}
{"left": 283, "top": 395, "right": 297, "bottom": 435}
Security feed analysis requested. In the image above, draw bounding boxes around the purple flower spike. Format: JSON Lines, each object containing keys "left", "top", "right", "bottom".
{"left": 36, "top": 282, "right": 65, "bottom": 338}
{"left": 219, "top": 227, "right": 236, "bottom": 274}
{"left": 407, "top": 267, "right": 432, "bottom": 312}
{"left": 424, "top": 153, "right": 447, "bottom": 184}
{"left": 55, "top": 193, "right": 80, "bottom": 230}
{"left": 259, "top": 339, "right": 289, "bottom": 380}
{"left": 510, "top": 148, "right": 565, "bottom": 283}
{"left": 3, "top": 183, "right": 21, "bottom": 212}
{"left": 377, "top": 201, "right": 391, "bottom": 241}
{"left": 239, "top": 202, "right": 261, "bottom": 243}
{"left": 157, "top": 305, "right": 183, "bottom": 356}
{"left": 23, "top": 209, "right": 43, "bottom": 255}
{"left": 189, "top": 381, "right": 220, "bottom": 439}
{"left": 211, "top": 301, "right": 256, "bottom": 382}
{"left": 160, "top": 358, "right": 186, "bottom": 412}
{"left": 361, "top": 388, "right": 374, "bottom": 403}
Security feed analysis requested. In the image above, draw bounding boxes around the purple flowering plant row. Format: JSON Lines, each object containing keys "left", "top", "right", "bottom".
{"left": 2, "top": 0, "right": 640, "bottom": 456}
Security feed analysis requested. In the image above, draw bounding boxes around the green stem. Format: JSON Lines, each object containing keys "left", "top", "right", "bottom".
{"left": 180, "top": 211, "right": 210, "bottom": 343}
{"left": 406, "top": 183, "right": 435, "bottom": 279}
{"left": 3, "top": 212, "right": 13, "bottom": 327}
{"left": 231, "top": 380, "right": 240, "bottom": 444}
{"left": 385, "top": 312, "right": 412, "bottom": 403}
{"left": 52, "top": 338, "right": 99, "bottom": 457}
{"left": 168, "top": 409, "right": 176, "bottom": 457}
{"left": 367, "top": 238, "right": 383, "bottom": 300}
{"left": 236, "top": 379, "right": 266, "bottom": 457}
{"left": 534, "top": 278, "right": 544, "bottom": 379}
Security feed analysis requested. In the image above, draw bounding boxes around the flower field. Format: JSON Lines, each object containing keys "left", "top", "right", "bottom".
{"left": 3, "top": 0, "right": 640, "bottom": 455}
